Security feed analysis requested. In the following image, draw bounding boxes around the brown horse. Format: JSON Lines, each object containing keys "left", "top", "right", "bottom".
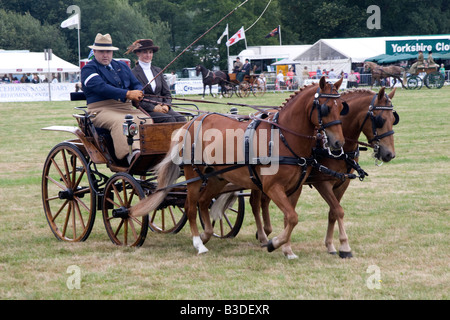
{"left": 195, "top": 64, "right": 230, "bottom": 98}
{"left": 364, "top": 61, "right": 406, "bottom": 89}
{"left": 213, "top": 87, "right": 399, "bottom": 258}
{"left": 130, "top": 77, "right": 347, "bottom": 258}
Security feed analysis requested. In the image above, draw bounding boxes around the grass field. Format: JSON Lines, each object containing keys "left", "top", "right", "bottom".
{"left": 0, "top": 86, "right": 448, "bottom": 300}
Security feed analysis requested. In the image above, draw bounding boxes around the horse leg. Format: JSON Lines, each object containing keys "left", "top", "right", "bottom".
{"left": 280, "top": 187, "right": 303, "bottom": 259}
{"left": 198, "top": 178, "right": 228, "bottom": 245}
{"left": 313, "top": 180, "right": 352, "bottom": 258}
{"left": 263, "top": 184, "right": 300, "bottom": 259}
{"left": 261, "top": 193, "right": 272, "bottom": 237}
{"left": 183, "top": 168, "right": 208, "bottom": 254}
{"left": 250, "top": 190, "right": 269, "bottom": 245}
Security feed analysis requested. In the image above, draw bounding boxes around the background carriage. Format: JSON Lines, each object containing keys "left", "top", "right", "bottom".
{"left": 405, "top": 65, "right": 445, "bottom": 90}
{"left": 226, "top": 71, "right": 266, "bottom": 98}
{"left": 41, "top": 94, "right": 246, "bottom": 247}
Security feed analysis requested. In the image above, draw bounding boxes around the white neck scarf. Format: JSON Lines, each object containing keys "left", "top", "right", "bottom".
{"left": 139, "top": 60, "right": 156, "bottom": 91}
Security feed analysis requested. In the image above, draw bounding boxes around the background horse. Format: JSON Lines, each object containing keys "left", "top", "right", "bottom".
{"left": 214, "top": 87, "right": 399, "bottom": 258}
{"left": 364, "top": 61, "right": 406, "bottom": 89}
{"left": 195, "top": 64, "right": 229, "bottom": 98}
{"left": 130, "top": 77, "right": 347, "bottom": 259}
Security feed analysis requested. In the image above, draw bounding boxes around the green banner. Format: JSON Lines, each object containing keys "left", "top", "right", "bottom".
{"left": 386, "top": 39, "right": 450, "bottom": 55}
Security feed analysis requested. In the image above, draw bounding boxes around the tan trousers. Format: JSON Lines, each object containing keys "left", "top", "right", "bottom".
{"left": 87, "top": 100, "right": 151, "bottom": 160}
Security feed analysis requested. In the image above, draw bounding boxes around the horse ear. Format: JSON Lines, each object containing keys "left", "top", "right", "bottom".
{"left": 388, "top": 87, "right": 396, "bottom": 99}
{"left": 334, "top": 77, "right": 343, "bottom": 90}
{"left": 378, "top": 87, "right": 385, "bottom": 101}
{"left": 319, "top": 76, "right": 326, "bottom": 90}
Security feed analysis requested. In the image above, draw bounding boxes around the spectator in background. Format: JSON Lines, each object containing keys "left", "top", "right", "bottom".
{"left": 328, "top": 68, "right": 337, "bottom": 79}
{"left": 348, "top": 70, "right": 358, "bottom": 88}
{"left": 169, "top": 71, "right": 177, "bottom": 93}
{"left": 302, "top": 66, "right": 310, "bottom": 84}
{"left": 439, "top": 64, "right": 445, "bottom": 79}
{"left": 316, "top": 66, "right": 322, "bottom": 79}
{"left": 32, "top": 75, "right": 40, "bottom": 84}
{"left": 2, "top": 74, "right": 11, "bottom": 83}
{"left": 286, "top": 67, "right": 295, "bottom": 90}
{"left": 276, "top": 70, "right": 285, "bottom": 90}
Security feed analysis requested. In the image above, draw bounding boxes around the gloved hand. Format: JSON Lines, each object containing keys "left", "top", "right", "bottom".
{"left": 126, "top": 90, "right": 144, "bottom": 102}
{"left": 154, "top": 104, "right": 169, "bottom": 113}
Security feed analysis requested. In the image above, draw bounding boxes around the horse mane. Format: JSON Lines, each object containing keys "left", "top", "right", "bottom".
{"left": 340, "top": 88, "right": 376, "bottom": 97}
{"left": 281, "top": 83, "right": 318, "bottom": 109}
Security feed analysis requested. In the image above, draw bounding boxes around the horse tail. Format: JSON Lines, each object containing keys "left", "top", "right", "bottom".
{"left": 130, "top": 139, "right": 182, "bottom": 218}
{"left": 210, "top": 192, "right": 237, "bottom": 221}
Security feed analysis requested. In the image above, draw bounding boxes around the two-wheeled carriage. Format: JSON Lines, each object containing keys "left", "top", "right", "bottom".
{"left": 41, "top": 94, "right": 245, "bottom": 247}
{"left": 223, "top": 73, "right": 266, "bottom": 98}
{"left": 406, "top": 65, "right": 445, "bottom": 90}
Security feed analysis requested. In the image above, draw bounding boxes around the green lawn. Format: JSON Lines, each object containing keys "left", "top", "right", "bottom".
{"left": 0, "top": 86, "right": 448, "bottom": 300}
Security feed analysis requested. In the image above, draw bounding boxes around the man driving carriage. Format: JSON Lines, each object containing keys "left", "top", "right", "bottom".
{"left": 237, "top": 58, "right": 251, "bottom": 82}
{"left": 409, "top": 50, "right": 424, "bottom": 75}
{"left": 81, "top": 33, "right": 147, "bottom": 164}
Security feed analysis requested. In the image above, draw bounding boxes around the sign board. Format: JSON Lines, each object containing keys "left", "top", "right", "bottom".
{"left": 0, "top": 83, "right": 76, "bottom": 102}
{"left": 175, "top": 79, "right": 218, "bottom": 95}
{"left": 386, "top": 39, "right": 450, "bottom": 55}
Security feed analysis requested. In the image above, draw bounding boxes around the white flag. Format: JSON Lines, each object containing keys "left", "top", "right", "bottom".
{"left": 226, "top": 27, "right": 245, "bottom": 47}
{"left": 61, "top": 14, "right": 80, "bottom": 29}
{"left": 217, "top": 25, "right": 228, "bottom": 44}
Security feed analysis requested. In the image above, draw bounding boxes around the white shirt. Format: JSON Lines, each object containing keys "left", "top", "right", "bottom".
{"left": 139, "top": 60, "right": 156, "bottom": 91}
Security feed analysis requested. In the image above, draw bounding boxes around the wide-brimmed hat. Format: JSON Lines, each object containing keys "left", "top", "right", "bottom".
{"left": 88, "top": 33, "right": 119, "bottom": 51}
{"left": 126, "top": 39, "right": 159, "bottom": 54}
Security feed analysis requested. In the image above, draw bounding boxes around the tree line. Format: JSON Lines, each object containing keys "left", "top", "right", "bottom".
{"left": 0, "top": 0, "right": 449, "bottom": 71}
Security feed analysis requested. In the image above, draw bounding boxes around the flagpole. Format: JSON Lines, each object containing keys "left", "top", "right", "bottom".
{"left": 279, "top": 25, "right": 282, "bottom": 46}
{"left": 226, "top": 24, "right": 230, "bottom": 67}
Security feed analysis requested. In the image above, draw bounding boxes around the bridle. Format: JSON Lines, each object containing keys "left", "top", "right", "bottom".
{"left": 310, "top": 85, "right": 349, "bottom": 158}
{"left": 359, "top": 93, "right": 400, "bottom": 165}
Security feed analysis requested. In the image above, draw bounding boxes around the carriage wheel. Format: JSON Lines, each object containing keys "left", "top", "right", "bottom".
{"left": 252, "top": 81, "right": 266, "bottom": 98}
{"left": 148, "top": 189, "right": 187, "bottom": 234}
{"left": 424, "top": 72, "right": 445, "bottom": 89}
{"left": 239, "top": 81, "right": 251, "bottom": 98}
{"left": 102, "top": 173, "right": 148, "bottom": 247}
{"left": 406, "top": 75, "right": 423, "bottom": 90}
{"left": 222, "top": 85, "right": 234, "bottom": 98}
{"left": 199, "top": 191, "right": 246, "bottom": 239}
{"left": 42, "top": 142, "right": 96, "bottom": 242}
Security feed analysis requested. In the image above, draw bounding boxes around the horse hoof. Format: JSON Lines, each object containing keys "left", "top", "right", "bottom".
{"left": 329, "top": 251, "right": 338, "bottom": 255}
{"left": 339, "top": 251, "right": 353, "bottom": 259}
{"left": 285, "top": 253, "right": 298, "bottom": 260}
{"left": 262, "top": 239, "right": 276, "bottom": 252}
{"left": 197, "top": 246, "right": 209, "bottom": 255}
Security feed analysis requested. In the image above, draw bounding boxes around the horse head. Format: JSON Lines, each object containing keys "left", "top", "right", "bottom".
{"left": 312, "top": 76, "right": 346, "bottom": 152}
{"left": 195, "top": 65, "right": 202, "bottom": 77}
{"left": 363, "top": 87, "right": 398, "bottom": 163}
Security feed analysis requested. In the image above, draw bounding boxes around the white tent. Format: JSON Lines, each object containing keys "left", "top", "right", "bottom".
{"left": 0, "top": 50, "right": 79, "bottom": 74}
{"left": 293, "top": 35, "right": 450, "bottom": 75}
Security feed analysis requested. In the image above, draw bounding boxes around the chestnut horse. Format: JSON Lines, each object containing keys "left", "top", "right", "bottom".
{"left": 364, "top": 61, "right": 406, "bottom": 89}
{"left": 130, "top": 77, "right": 347, "bottom": 258}
{"left": 213, "top": 87, "right": 399, "bottom": 258}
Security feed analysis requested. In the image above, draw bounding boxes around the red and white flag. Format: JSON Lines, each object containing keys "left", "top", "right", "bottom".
{"left": 226, "top": 27, "right": 246, "bottom": 47}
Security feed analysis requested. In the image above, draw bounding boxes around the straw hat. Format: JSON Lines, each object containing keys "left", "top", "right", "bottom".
{"left": 88, "top": 33, "right": 119, "bottom": 51}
